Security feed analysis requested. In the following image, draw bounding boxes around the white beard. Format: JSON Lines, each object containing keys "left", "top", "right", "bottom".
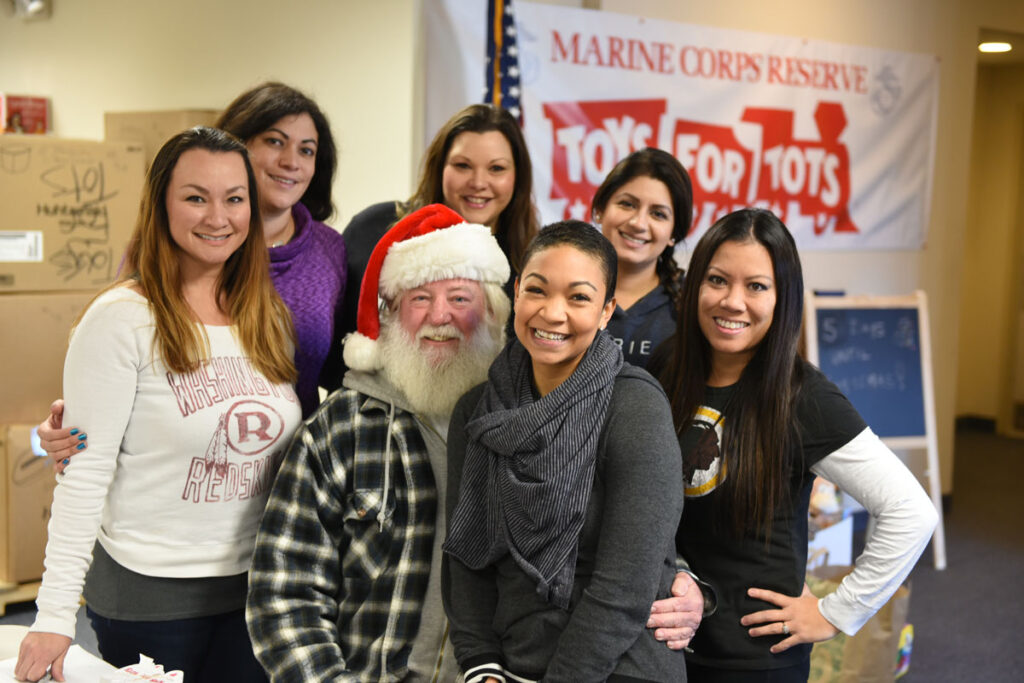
{"left": 377, "top": 314, "right": 503, "bottom": 419}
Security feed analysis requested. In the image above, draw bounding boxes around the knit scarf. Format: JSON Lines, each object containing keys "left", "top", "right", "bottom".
{"left": 444, "top": 332, "right": 623, "bottom": 609}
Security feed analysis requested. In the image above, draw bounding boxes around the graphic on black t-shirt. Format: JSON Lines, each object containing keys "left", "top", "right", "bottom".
{"left": 682, "top": 405, "right": 726, "bottom": 497}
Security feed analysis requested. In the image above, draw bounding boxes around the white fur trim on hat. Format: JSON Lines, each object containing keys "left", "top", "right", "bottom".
{"left": 342, "top": 330, "right": 381, "bottom": 372}
{"left": 379, "top": 223, "right": 510, "bottom": 299}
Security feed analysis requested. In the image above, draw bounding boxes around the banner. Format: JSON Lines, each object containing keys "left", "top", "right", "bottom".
{"left": 424, "top": 1, "right": 939, "bottom": 249}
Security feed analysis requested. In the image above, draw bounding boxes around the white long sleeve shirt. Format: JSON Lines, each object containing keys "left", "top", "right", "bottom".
{"left": 812, "top": 428, "right": 939, "bottom": 635}
{"left": 32, "top": 288, "right": 301, "bottom": 638}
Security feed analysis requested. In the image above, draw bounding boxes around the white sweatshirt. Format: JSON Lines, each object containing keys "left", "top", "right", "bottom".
{"left": 32, "top": 288, "right": 301, "bottom": 638}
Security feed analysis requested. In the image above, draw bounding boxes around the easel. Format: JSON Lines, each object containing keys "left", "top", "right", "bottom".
{"left": 805, "top": 290, "right": 947, "bottom": 570}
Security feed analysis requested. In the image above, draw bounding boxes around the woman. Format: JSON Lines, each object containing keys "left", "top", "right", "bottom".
{"left": 656, "top": 208, "right": 938, "bottom": 682}
{"left": 442, "top": 222, "right": 686, "bottom": 682}
{"left": 591, "top": 148, "right": 692, "bottom": 367}
{"left": 15, "top": 127, "right": 301, "bottom": 683}
{"left": 342, "top": 103, "right": 539, "bottom": 334}
{"left": 40, "top": 82, "right": 344, "bottom": 466}
{"left": 216, "top": 82, "right": 347, "bottom": 417}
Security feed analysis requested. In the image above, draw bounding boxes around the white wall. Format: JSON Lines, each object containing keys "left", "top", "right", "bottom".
{"left": 0, "top": 0, "right": 419, "bottom": 227}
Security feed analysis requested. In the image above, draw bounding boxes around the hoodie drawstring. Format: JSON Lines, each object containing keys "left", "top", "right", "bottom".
{"left": 380, "top": 401, "right": 394, "bottom": 532}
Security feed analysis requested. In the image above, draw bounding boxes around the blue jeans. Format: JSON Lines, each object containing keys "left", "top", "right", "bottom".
{"left": 87, "top": 606, "right": 267, "bottom": 682}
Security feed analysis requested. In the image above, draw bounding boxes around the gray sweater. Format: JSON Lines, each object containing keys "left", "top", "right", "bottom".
{"left": 443, "top": 365, "right": 687, "bottom": 682}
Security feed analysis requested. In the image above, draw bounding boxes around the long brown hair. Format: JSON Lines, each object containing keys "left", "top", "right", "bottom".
{"left": 401, "top": 104, "right": 539, "bottom": 272}
{"left": 216, "top": 82, "right": 337, "bottom": 221}
{"left": 658, "top": 208, "right": 804, "bottom": 538}
{"left": 590, "top": 148, "right": 693, "bottom": 314}
{"left": 87, "top": 126, "right": 296, "bottom": 384}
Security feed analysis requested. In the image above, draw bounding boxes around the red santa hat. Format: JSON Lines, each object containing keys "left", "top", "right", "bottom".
{"left": 343, "top": 203, "right": 511, "bottom": 372}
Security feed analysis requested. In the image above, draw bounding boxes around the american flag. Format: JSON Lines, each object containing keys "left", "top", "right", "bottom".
{"left": 485, "top": 0, "right": 522, "bottom": 123}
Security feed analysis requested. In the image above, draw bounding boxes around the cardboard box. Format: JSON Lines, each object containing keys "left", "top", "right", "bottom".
{"left": 0, "top": 424, "right": 57, "bottom": 584}
{"left": 1, "top": 94, "right": 51, "bottom": 134}
{"left": 0, "top": 291, "right": 94, "bottom": 424}
{"left": 0, "top": 137, "right": 144, "bottom": 293}
{"left": 105, "top": 109, "right": 220, "bottom": 168}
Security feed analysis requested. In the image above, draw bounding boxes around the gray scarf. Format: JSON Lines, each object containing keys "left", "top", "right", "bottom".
{"left": 444, "top": 332, "right": 623, "bottom": 608}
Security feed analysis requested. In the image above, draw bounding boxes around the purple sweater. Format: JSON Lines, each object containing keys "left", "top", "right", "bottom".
{"left": 269, "top": 203, "right": 347, "bottom": 417}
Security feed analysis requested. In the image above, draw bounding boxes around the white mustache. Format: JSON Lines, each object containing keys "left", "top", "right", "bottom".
{"left": 416, "top": 324, "right": 464, "bottom": 342}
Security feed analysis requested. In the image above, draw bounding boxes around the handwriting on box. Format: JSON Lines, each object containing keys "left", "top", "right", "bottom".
{"left": 0, "top": 139, "right": 141, "bottom": 291}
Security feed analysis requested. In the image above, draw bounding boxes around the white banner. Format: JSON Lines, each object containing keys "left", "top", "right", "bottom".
{"left": 424, "top": 1, "right": 939, "bottom": 250}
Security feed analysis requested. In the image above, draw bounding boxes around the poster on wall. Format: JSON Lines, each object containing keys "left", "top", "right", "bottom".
{"left": 423, "top": 0, "right": 939, "bottom": 250}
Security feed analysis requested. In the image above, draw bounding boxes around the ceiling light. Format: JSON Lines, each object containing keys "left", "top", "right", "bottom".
{"left": 978, "top": 42, "right": 1012, "bottom": 53}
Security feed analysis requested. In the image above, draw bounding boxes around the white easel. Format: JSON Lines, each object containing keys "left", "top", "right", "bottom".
{"left": 805, "top": 290, "right": 947, "bottom": 570}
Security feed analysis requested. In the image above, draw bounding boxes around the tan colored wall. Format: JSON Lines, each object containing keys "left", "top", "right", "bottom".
{"left": 960, "top": 64, "right": 1024, "bottom": 431}
{"left": 0, "top": 0, "right": 419, "bottom": 227}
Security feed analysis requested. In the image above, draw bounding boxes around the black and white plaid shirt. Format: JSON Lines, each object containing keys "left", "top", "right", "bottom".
{"left": 247, "top": 374, "right": 438, "bottom": 681}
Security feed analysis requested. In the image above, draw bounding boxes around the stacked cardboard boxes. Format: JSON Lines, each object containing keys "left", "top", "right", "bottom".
{"left": 0, "top": 133, "right": 145, "bottom": 585}
{"left": 105, "top": 109, "right": 220, "bottom": 168}
{"left": 0, "top": 426, "right": 61, "bottom": 584}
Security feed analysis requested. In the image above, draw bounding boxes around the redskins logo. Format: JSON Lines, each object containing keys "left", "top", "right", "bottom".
{"left": 225, "top": 400, "right": 286, "bottom": 456}
{"left": 683, "top": 405, "right": 726, "bottom": 497}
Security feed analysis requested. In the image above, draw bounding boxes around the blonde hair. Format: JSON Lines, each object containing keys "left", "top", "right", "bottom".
{"left": 81, "top": 127, "right": 296, "bottom": 384}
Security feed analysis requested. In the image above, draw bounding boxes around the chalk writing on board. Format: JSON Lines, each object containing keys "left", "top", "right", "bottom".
{"left": 894, "top": 316, "right": 917, "bottom": 350}
{"left": 814, "top": 307, "right": 925, "bottom": 438}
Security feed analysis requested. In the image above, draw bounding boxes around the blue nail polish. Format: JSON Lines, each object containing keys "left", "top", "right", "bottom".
{"left": 78, "top": 433, "right": 87, "bottom": 441}
{"left": 70, "top": 429, "right": 79, "bottom": 436}
{"left": 76, "top": 443, "right": 86, "bottom": 450}
{"left": 62, "top": 458, "right": 70, "bottom": 465}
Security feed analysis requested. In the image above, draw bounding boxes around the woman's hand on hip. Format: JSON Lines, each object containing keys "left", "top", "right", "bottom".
{"left": 741, "top": 583, "right": 839, "bottom": 653}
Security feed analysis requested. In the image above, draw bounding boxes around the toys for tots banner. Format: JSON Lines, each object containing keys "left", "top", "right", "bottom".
{"left": 424, "top": 1, "right": 939, "bottom": 250}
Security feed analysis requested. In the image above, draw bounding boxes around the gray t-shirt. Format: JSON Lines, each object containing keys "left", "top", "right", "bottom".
{"left": 84, "top": 542, "right": 247, "bottom": 621}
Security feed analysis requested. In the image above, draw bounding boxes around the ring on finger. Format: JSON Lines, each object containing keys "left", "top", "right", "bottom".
{"left": 781, "top": 622, "right": 790, "bottom": 635}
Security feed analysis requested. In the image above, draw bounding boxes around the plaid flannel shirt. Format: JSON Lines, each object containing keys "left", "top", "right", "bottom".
{"left": 247, "top": 374, "right": 438, "bottom": 682}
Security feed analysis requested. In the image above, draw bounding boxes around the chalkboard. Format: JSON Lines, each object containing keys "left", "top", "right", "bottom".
{"left": 805, "top": 290, "right": 946, "bottom": 569}
{"left": 813, "top": 306, "right": 925, "bottom": 438}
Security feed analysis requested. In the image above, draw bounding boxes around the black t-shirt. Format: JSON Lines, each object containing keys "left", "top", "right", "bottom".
{"left": 604, "top": 282, "right": 677, "bottom": 369}
{"left": 676, "top": 361, "right": 866, "bottom": 671}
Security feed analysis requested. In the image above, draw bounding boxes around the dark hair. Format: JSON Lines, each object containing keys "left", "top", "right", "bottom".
{"left": 658, "top": 208, "right": 804, "bottom": 538}
{"left": 591, "top": 148, "right": 693, "bottom": 313}
{"left": 216, "top": 82, "right": 337, "bottom": 221}
{"left": 403, "top": 104, "right": 539, "bottom": 272}
{"left": 115, "top": 126, "right": 295, "bottom": 383}
{"left": 520, "top": 221, "right": 617, "bottom": 304}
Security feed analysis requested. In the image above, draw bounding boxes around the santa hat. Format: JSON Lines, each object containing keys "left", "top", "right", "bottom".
{"left": 343, "top": 203, "right": 510, "bottom": 371}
